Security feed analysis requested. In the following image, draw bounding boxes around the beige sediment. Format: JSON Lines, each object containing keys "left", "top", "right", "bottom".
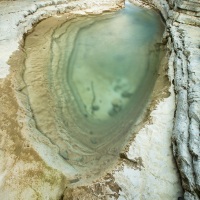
{"left": 0, "top": 63, "right": 68, "bottom": 199}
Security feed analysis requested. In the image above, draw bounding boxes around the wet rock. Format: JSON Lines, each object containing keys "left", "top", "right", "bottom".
{"left": 121, "top": 91, "right": 132, "bottom": 98}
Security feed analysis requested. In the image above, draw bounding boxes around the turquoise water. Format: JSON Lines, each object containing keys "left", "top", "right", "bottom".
{"left": 68, "top": 5, "right": 162, "bottom": 121}
{"left": 23, "top": 2, "right": 165, "bottom": 181}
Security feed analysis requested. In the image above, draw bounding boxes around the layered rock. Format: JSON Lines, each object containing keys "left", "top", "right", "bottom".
{"left": 147, "top": 0, "right": 200, "bottom": 199}
{"left": 170, "top": 1, "right": 200, "bottom": 199}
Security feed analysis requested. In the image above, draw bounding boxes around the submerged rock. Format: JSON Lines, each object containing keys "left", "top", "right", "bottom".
{"left": 21, "top": 2, "right": 165, "bottom": 181}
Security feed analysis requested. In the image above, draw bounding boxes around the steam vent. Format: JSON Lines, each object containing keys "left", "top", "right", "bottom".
{"left": 1, "top": 0, "right": 199, "bottom": 199}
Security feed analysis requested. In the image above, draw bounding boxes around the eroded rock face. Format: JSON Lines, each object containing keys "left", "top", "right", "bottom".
{"left": 146, "top": 0, "right": 200, "bottom": 199}
{"left": 169, "top": 1, "right": 200, "bottom": 199}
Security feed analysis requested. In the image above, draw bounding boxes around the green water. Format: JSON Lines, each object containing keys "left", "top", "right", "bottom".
{"left": 23, "top": 2, "right": 165, "bottom": 181}
{"left": 69, "top": 9, "right": 161, "bottom": 121}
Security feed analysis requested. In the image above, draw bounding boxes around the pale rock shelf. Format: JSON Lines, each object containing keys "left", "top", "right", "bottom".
{"left": 123, "top": 0, "right": 200, "bottom": 199}
{"left": 163, "top": 0, "right": 200, "bottom": 199}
